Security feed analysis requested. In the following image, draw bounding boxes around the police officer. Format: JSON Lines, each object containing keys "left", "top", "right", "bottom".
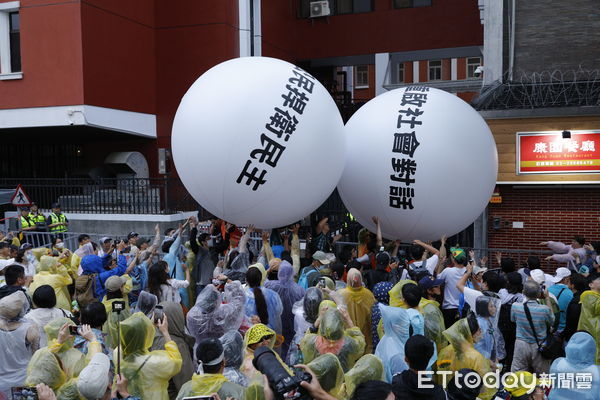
{"left": 19, "top": 207, "right": 36, "bottom": 244}
{"left": 46, "top": 202, "right": 68, "bottom": 239}
{"left": 29, "top": 203, "right": 47, "bottom": 246}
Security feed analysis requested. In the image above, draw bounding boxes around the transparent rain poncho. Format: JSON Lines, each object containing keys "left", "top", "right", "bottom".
{"left": 472, "top": 293, "right": 505, "bottom": 362}
{"left": 436, "top": 317, "right": 495, "bottom": 400}
{"left": 388, "top": 279, "right": 417, "bottom": 308}
{"left": 343, "top": 354, "right": 385, "bottom": 398}
{"left": 307, "top": 353, "right": 344, "bottom": 398}
{"left": 338, "top": 269, "right": 376, "bottom": 353}
{"left": 287, "top": 287, "right": 323, "bottom": 365}
{"left": 0, "top": 291, "right": 35, "bottom": 397}
{"left": 241, "top": 323, "right": 292, "bottom": 383}
{"left": 549, "top": 331, "right": 600, "bottom": 400}
{"left": 187, "top": 282, "right": 246, "bottom": 344}
{"left": 220, "top": 330, "right": 248, "bottom": 387}
{"left": 44, "top": 317, "right": 87, "bottom": 378}
{"left": 577, "top": 290, "right": 600, "bottom": 364}
{"left": 133, "top": 290, "right": 158, "bottom": 318}
{"left": 103, "top": 298, "right": 132, "bottom": 349}
{"left": 264, "top": 261, "right": 305, "bottom": 354}
{"left": 300, "top": 308, "right": 365, "bottom": 372}
{"left": 375, "top": 304, "right": 410, "bottom": 382}
{"left": 118, "top": 312, "right": 182, "bottom": 400}
{"left": 245, "top": 284, "right": 283, "bottom": 335}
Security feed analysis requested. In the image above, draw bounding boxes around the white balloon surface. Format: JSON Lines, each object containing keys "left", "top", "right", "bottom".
{"left": 338, "top": 87, "right": 498, "bottom": 241}
{"left": 172, "top": 57, "right": 345, "bottom": 228}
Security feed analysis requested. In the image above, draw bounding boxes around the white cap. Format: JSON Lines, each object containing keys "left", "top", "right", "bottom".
{"left": 529, "top": 269, "right": 546, "bottom": 285}
{"left": 77, "top": 353, "right": 110, "bottom": 400}
{"left": 552, "top": 267, "right": 572, "bottom": 283}
{"left": 473, "top": 266, "right": 488, "bottom": 275}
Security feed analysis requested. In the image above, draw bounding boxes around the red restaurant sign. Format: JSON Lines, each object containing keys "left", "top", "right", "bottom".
{"left": 517, "top": 130, "right": 600, "bottom": 174}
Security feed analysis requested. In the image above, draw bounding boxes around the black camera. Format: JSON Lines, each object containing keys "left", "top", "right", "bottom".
{"left": 252, "top": 347, "right": 311, "bottom": 400}
{"left": 112, "top": 301, "right": 126, "bottom": 313}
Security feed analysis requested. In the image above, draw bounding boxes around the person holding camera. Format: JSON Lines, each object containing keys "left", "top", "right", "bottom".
{"left": 175, "top": 338, "right": 245, "bottom": 400}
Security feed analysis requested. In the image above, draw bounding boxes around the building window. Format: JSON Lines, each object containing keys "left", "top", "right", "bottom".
{"left": 428, "top": 60, "right": 442, "bottom": 81}
{"left": 467, "top": 57, "right": 482, "bottom": 79}
{"left": 9, "top": 12, "right": 20, "bottom": 72}
{"left": 393, "top": 0, "right": 432, "bottom": 9}
{"left": 0, "top": 3, "right": 21, "bottom": 78}
{"left": 300, "top": 0, "right": 373, "bottom": 17}
{"left": 396, "top": 62, "right": 405, "bottom": 84}
{"left": 355, "top": 65, "right": 369, "bottom": 88}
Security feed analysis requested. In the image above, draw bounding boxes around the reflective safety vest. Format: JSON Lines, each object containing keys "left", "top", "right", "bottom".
{"left": 20, "top": 216, "right": 34, "bottom": 230}
{"left": 49, "top": 213, "right": 67, "bottom": 233}
{"left": 30, "top": 212, "right": 46, "bottom": 227}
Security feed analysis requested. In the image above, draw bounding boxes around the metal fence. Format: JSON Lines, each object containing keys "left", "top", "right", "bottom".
{"left": 0, "top": 177, "right": 198, "bottom": 214}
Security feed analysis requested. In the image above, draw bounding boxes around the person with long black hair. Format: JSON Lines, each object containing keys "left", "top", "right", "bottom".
{"left": 148, "top": 260, "right": 190, "bottom": 304}
{"left": 244, "top": 265, "right": 283, "bottom": 334}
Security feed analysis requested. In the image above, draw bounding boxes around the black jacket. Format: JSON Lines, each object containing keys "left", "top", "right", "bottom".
{"left": 564, "top": 291, "right": 582, "bottom": 342}
{"left": 392, "top": 370, "right": 446, "bottom": 400}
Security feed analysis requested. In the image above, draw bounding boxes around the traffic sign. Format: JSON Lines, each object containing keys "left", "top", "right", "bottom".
{"left": 11, "top": 184, "right": 32, "bottom": 206}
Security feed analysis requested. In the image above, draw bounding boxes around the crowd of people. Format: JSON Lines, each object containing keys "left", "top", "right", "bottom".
{"left": 0, "top": 214, "right": 599, "bottom": 400}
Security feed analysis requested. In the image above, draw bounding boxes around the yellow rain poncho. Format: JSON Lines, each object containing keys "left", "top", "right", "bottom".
{"left": 45, "top": 317, "right": 98, "bottom": 378}
{"left": 419, "top": 297, "right": 447, "bottom": 353}
{"left": 578, "top": 290, "right": 600, "bottom": 364}
{"left": 29, "top": 256, "right": 73, "bottom": 310}
{"left": 117, "top": 312, "right": 182, "bottom": 400}
{"left": 25, "top": 348, "right": 67, "bottom": 390}
{"left": 300, "top": 308, "right": 365, "bottom": 372}
{"left": 102, "top": 298, "right": 132, "bottom": 350}
{"left": 342, "top": 354, "right": 384, "bottom": 398}
{"left": 388, "top": 279, "right": 417, "bottom": 308}
{"left": 307, "top": 353, "right": 344, "bottom": 398}
{"left": 241, "top": 324, "right": 291, "bottom": 382}
{"left": 338, "top": 269, "right": 375, "bottom": 353}
{"left": 436, "top": 318, "right": 495, "bottom": 400}
{"left": 176, "top": 373, "right": 246, "bottom": 400}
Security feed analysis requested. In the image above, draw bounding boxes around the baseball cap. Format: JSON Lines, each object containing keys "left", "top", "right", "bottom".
{"left": 127, "top": 232, "right": 139, "bottom": 240}
{"left": 135, "top": 237, "right": 149, "bottom": 248}
{"left": 418, "top": 275, "right": 444, "bottom": 290}
{"left": 51, "top": 202, "right": 61, "bottom": 208}
{"left": 20, "top": 206, "right": 29, "bottom": 212}
{"left": 450, "top": 247, "right": 466, "bottom": 263}
{"left": 376, "top": 251, "right": 390, "bottom": 267}
{"left": 312, "top": 251, "right": 331, "bottom": 265}
{"left": 105, "top": 275, "right": 126, "bottom": 292}
{"left": 100, "top": 237, "right": 112, "bottom": 244}
{"left": 77, "top": 353, "right": 110, "bottom": 400}
{"left": 472, "top": 265, "right": 488, "bottom": 275}
{"left": 19, "top": 243, "right": 33, "bottom": 251}
{"left": 552, "top": 267, "right": 571, "bottom": 283}
{"left": 529, "top": 269, "right": 546, "bottom": 284}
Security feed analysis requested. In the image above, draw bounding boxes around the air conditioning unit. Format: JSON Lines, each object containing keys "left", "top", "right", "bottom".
{"left": 309, "top": 1, "right": 331, "bottom": 18}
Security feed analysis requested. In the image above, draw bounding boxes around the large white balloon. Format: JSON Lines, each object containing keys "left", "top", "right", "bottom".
{"left": 172, "top": 57, "right": 345, "bottom": 228}
{"left": 338, "top": 87, "right": 498, "bottom": 241}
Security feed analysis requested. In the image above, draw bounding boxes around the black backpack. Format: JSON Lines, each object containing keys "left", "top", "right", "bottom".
{"left": 498, "top": 295, "right": 519, "bottom": 337}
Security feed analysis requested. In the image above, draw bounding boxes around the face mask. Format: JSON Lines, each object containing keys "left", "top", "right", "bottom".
{"left": 55, "top": 243, "right": 64, "bottom": 249}
{"left": 26, "top": 251, "right": 36, "bottom": 263}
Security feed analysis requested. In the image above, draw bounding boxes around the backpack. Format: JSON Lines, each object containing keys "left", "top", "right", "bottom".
{"left": 74, "top": 273, "right": 98, "bottom": 309}
{"left": 408, "top": 258, "right": 427, "bottom": 280}
{"left": 498, "top": 295, "right": 518, "bottom": 338}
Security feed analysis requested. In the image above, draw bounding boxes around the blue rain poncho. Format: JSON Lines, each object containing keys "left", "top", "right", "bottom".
{"left": 162, "top": 233, "right": 190, "bottom": 308}
{"left": 375, "top": 304, "right": 410, "bottom": 382}
{"left": 549, "top": 332, "right": 600, "bottom": 400}
{"left": 245, "top": 285, "right": 283, "bottom": 335}
{"left": 264, "top": 261, "right": 305, "bottom": 353}
{"left": 187, "top": 282, "right": 246, "bottom": 344}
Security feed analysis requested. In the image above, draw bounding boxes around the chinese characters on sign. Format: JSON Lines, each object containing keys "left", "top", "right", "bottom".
{"left": 237, "top": 68, "right": 316, "bottom": 191}
{"left": 517, "top": 131, "right": 600, "bottom": 174}
{"left": 389, "top": 87, "right": 427, "bottom": 210}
